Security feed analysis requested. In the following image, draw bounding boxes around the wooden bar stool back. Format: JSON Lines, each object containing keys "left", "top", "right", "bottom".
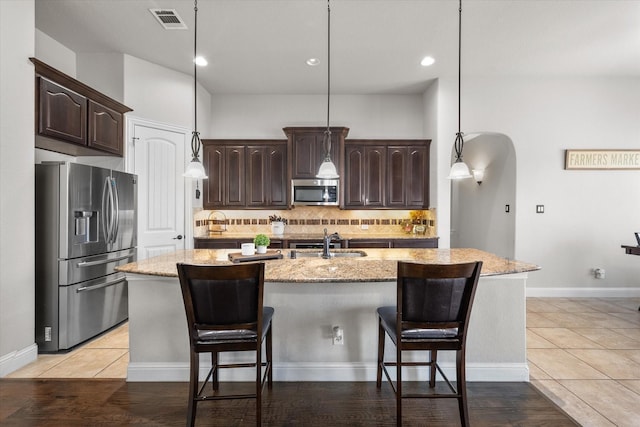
{"left": 376, "top": 261, "right": 482, "bottom": 426}
{"left": 176, "top": 262, "right": 273, "bottom": 426}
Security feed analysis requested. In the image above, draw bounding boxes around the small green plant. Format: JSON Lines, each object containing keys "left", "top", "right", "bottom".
{"left": 253, "top": 234, "right": 270, "bottom": 247}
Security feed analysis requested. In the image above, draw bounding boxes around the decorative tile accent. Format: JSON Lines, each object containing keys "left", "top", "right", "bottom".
{"left": 192, "top": 207, "right": 437, "bottom": 238}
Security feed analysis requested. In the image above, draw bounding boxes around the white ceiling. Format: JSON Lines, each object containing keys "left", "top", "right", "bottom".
{"left": 35, "top": 0, "right": 640, "bottom": 95}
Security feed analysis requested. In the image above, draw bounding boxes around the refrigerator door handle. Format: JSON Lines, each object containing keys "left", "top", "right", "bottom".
{"left": 112, "top": 177, "right": 120, "bottom": 241}
{"left": 76, "top": 276, "right": 127, "bottom": 293}
{"left": 76, "top": 253, "right": 134, "bottom": 267}
{"left": 102, "top": 176, "right": 117, "bottom": 244}
{"left": 101, "top": 176, "right": 110, "bottom": 243}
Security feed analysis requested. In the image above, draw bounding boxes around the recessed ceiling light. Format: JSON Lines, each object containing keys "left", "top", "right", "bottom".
{"left": 420, "top": 56, "right": 435, "bottom": 67}
{"left": 194, "top": 56, "right": 208, "bottom": 66}
{"left": 306, "top": 58, "right": 320, "bottom": 66}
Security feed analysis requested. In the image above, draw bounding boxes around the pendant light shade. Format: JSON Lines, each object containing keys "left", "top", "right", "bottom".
{"left": 183, "top": 0, "right": 208, "bottom": 180}
{"left": 447, "top": 0, "right": 472, "bottom": 180}
{"left": 448, "top": 159, "right": 472, "bottom": 179}
{"left": 316, "top": 0, "right": 339, "bottom": 179}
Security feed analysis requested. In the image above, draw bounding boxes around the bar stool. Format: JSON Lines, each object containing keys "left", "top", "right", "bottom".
{"left": 376, "top": 261, "right": 483, "bottom": 427}
{"left": 176, "top": 262, "right": 274, "bottom": 426}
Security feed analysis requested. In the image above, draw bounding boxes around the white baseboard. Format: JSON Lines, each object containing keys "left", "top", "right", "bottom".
{"left": 526, "top": 287, "right": 640, "bottom": 298}
{"left": 0, "top": 344, "right": 38, "bottom": 378}
{"left": 127, "top": 362, "right": 529, "bottom": 383}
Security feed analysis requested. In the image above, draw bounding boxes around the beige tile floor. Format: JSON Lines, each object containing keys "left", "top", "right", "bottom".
{"left": 528, "top": 297, "right": 640, "bottom": 427}
{"left": 7, "top": 322, "right": 129, "bottom": 379}
{"left": 7, "top": 298, "right": 640, "bottom": 426}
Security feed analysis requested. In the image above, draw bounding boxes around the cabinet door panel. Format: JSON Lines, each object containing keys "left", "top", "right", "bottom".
{"left": 38, "top": 78, "right": 86, "bottom": 145}
{"left": 344, "top": 146, "right": 364, "bottom": 206}
{"left": 406, "top": 146, "right": 428, "bottom": 207}
{"left": 225, "top": 146, "right": 245, "bottom": 206}
{"left": 393, "top": 238, "right": 438, "bottom": 248}
{"left": 268, "top": 145, "right": 287, "bottom": 207}
{"left": 246, "top": 146, "right": 267, "bottom": 206}
{"left": 194, "top": 239, "right": 239, "bottom": 249}
{"left": 88, "top": 100, "right": 123, "bottom": 156}
{"left": 364, "top": 146, "right": 385, "bottom": 206}
{"left": 387, "top": 147, "right": 407, "bottom": 206}
{"left": 292, "top": 134, "right": 317, "bottom": 178}
{"left": 347, "top": 239, "right": 392, "bottom": 248}
{"left": 286, "top": 128, "right": 347, "bottom": 180}
{"left": 203, "top": 145, "right": 224, "bottom": 208}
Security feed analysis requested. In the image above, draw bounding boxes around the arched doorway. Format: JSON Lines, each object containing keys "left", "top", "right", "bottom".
{"left": 450, "top": 133, "right": 516, "bottom": 259}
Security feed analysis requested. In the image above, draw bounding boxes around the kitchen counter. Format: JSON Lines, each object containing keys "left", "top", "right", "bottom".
{"left": 116, "top": 248, "right": 539, "bottom": 281}
{"left": 120, "top": 248, "right": 539, "bottom": 383}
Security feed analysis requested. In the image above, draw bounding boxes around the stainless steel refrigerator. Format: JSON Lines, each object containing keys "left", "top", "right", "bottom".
{"left": 35, "top": 162, "right": 137, "bottom": 352}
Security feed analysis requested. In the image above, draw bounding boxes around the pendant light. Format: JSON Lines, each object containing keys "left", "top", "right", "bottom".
{"left": 447, "top": 0, "right": 472, "bottom": 180}
{"left": 183, "top": 0, "right": 208, "bottom": 179}
{"left": 316, "top": 0, "right": 339, "bottom": 179}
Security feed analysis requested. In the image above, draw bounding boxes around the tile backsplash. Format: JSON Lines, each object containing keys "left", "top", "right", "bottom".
{"left": 194, "top": 206, "right": 436, "bottom": 237}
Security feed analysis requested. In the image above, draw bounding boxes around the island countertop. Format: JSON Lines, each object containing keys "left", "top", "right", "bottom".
{"left": 116, "top": 248, "right": 540, "bottom": 283}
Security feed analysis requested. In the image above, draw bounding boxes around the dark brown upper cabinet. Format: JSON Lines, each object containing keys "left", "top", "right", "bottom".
{"left": 37, "top": 78, "right": 87, "bottom": 146}
{"left": 343, "top": 139, "right": 431, "bottom": 209}
{"left": 344, "top": 144, "right": 386, "bottom": 207}
{"left": 202, "top": 140, "right": 288, "bottom": 209}
{"left": 31, "top": 58, "right": 132, "bottom": 157}
{"left": 283, "top": 127, "right": 349, "bottom": 179}
{"left": 246, "top": 144, "right": 287, "bottom": 207}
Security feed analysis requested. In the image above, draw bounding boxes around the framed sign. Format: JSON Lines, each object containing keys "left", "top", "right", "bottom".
{"left": 565, "top": 150, "right": 640, "bottom": 170}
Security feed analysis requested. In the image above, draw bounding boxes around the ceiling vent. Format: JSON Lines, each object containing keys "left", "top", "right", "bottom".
{"left": 149, "top": 9, "right": 187, "bottom": 30}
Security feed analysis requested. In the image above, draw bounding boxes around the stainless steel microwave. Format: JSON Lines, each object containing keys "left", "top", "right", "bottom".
{"left": 291, "top": 179, "right": 339, "bottom": 206}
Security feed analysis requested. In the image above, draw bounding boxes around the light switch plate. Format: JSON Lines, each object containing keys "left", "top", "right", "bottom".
{"left": 536, "top": 205, "right": 544, "bottom": 213}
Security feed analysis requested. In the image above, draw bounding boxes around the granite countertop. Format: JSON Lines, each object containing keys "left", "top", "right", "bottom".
{"left": 116, "top": 248, "right": 540, "bottom": 283}
{"left": 195, "top": 233, "right": 438, "bottom": 240}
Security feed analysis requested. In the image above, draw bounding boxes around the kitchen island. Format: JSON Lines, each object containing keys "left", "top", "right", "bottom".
{"left": 117, "top": 248, "right": 539, "bottom": 382}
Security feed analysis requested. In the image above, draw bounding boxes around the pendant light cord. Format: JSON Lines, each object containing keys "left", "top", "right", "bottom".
{"left": 326, "top": 0, "right": 331, "bottom": 133}
{"left": 454, "top": 0, "right": 464, "bottom": 162}
{"left": 323, "top": 0, "right": 332, "bottom": 160}
{"left": 191, "top": 0, "right": 201, "bottom": 160}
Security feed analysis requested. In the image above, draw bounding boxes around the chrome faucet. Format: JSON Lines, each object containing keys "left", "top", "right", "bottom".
{"left": 322, "top": 228, "right": 341, "bottom": 259}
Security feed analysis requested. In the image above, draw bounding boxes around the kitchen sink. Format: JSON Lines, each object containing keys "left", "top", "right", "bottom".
{"left": 291, "top": 250, "right": 367, "bottom": 258}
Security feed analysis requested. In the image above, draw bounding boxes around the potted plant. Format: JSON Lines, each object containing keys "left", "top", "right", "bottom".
{"left": 269, "top": 214, "right": 287, "bottom": 235}
{"left": 254, "top": 234, "right": 270, "bottom": 254}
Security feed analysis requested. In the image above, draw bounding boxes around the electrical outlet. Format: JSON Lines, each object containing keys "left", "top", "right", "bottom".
{"left": 536, "top": 205, "right": 545, "bottom": 214}
{"left": 361, "top": 224, "right": 369, "bottom": 230}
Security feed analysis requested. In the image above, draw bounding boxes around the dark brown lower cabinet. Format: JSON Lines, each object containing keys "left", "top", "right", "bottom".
{"left": 194, "top": 238, "right": 283, "bottom": 249}
{"left": 346, "top": 240, "right": 392, "bottom": 248}
{"left": 392, "top": 238, "right": 438, "bottom": 248}
{"left": 346, "top": 238, "right": 438, "bottom": 249}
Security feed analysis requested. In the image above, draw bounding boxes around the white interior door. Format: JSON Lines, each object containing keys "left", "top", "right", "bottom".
{"left": 131, "top": 121, "right": 188, "bottom": 260}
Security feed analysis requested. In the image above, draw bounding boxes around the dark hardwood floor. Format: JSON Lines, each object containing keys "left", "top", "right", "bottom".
{"left": 0, "top": 380, "right": 578, "bottom": 426}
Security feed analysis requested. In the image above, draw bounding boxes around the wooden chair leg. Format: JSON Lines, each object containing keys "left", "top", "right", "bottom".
{"left": 212, "top": 351, "right": 219, "bottom": 391}
{"left": 396, "top": 345, "right": 402, "bottom": 427}
{"left": 376, "top": 318, "right": 385, "bottom": 388}
{"left": 456, "top": 349, "right": 470, "bottom": 427}
{"left": 256, "top": 340, "right": 262, "bottom": 426}
{"left": 429, "top": 350, "right": 438, "bottom": 388}
{"left": 266, "top": 324, "right": 273, "bottom": 388}
{"left": 187, "top": 350, "right": 199, "bottom": 427}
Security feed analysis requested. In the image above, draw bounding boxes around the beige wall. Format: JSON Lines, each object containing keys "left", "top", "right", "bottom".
{"left": 0, "top": 0, "right": 37, "bottom": 375}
